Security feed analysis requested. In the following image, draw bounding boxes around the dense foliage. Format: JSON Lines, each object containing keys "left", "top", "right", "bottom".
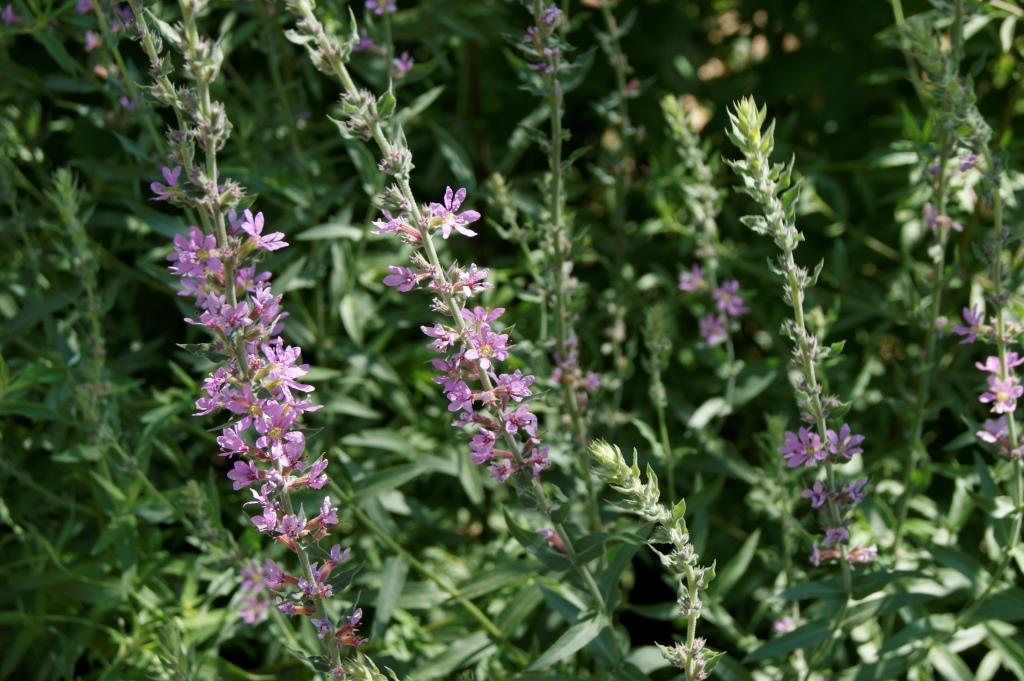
{"left": 2, "top": 0, "right": 1024, "bottom": 679}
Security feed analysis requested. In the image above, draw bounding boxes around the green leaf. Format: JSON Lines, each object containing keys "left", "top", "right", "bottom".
{"left": 851, "top": 569, "right": 923, "bottom": 599}
{"left": 929, "top": 645, "right": 973, "bottom": 681}
{"left": 321, "top": 395, "right": 381, "bottom": 420}
{"left": 339, "top": 292, "right": 366, "bottom": 345}
{"left": 925, "top": 543, "right": 986, "bottom": 584}
{"left": 780, "top": 577, "right": 844, "bottom": 601}
{"left": 844, "top": 593, "right": 936, "bottom": 628}
{"left": 689, "top": 397, "right": 729, "bottom": 429}
{"left": 353, "top": 462, "right": 433, "bottom": 497}
{"left": 373, "top": 556, "right": 408, "bottom": 637}
{"left": 526, "top": 613, "right": 607, "bottom": 671}
{"left": 744, "top": 619, "right": 831, "bottom": 663}
{"left": 715, "top": 529, "right": 760, "bottom": 596}
{"left": 412, "top": 632, "right": 491, "bottom": 679}
{"left": 968, "top": 587, "right": 1024, "bottom": 623}
{"left": 297, "top": 221, "right": 363, "bottom": 241}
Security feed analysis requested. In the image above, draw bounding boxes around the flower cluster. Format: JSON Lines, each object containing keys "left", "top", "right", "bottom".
{"left": 551, "top": 338, "right": 601, "bottom": 408}
{"left": 364, "top": 0, "right": 396, "bottom": 16}
{"left": 975, "top": 353, "right": 1024, "bottom": 459}
{"left": 727, "top": 97, "right": 872, "bottom": 568}
{"left": 678, "top": 268, "right": 748, "bottom": 346}
{"left": 130, "top": 3, "right": 364, "bottom": 671}
{"left": 950, "top": 302, "right": 1024, "bottom": 459}
{"left": 165, "top": 198, "right": 367, "bottom": 646}
{"left": 778, "top": 422, "right": 869, "bottom": 560}
{"left": 520, "top": 5, "right": 564, "bottom": 78}
{"left": 381, "top": 186, "right": 550, "bottom": 483}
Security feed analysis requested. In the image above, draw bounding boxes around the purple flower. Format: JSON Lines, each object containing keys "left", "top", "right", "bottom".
{"left": 251, "top": 504, "right": 278, "bottom": 534}
{"left": 261, "top": 341, "right": 315, "bottom": 399}
{"left": 541, "top": 5, "right": 562, "bottom": 26}
{"left": 779, "top": 427, "right": 824, "bottom": 468}
{"left": 497, "top": 370, "right": 534, "bottom": 401}
{"left": 977, "top": 417, "right": 1009, "bottom": 446}
{"left": 383, "top": 265, "right": 417, "bottom": 292}
{"left": 952, "top": 306, "right": 983, "bottom": 344}
{"left": 392, "top": 51, "right": 414, "bottom": 78}
{"left": 843, "top": 477, "right": 868, "bottom": 505}
{"left": 980, "top": 375, "right": 1023, "bottom": 414}
{"left": 263, "top": 559, "right": 286, "bottom": 589}
{"left": 922, "top": 202, "right": 938, "bottom": 230}
{"left": 469, "top": 429, "right": 496, "bottom": 464}
{"left": 464, "top": 328, "right": 510, "bottom": 370}
{"left": 976, "top": 352, "right": 1024, "bottom": 374}
{"left": 280, "top": 514, "right": 305, "bottom": 538}
{"left": 217, "top": 423, "right": 250, "bottom": 457}
{"left": 150, "top": 165, "right": 181, "bottom": 201}
{"left": 429, "top": 186, "right": 480, "bottom": 239}
{"left": 489, "top": 457, "right": 516, "bottom": 483}
{"left": 365, "top": 0, "right": 396, "bottom": 15}
{"left": 330, "top": 545, "right": 351, "bottom": 563}
{"left": 238, "top": 595, "right": 268, "bottom": 624}
{"left": 168, "top": 225, "right": 222, "bottom": 278}
{"left": 84, "top": 30, "right": 102, "bottom": 53}
{"left": 241, "top": 210, "right": 288, "bottom": 251}
{"left": 801, "top": 480, "right": 827, "bottom": 508}
{"left": 422, "top": 323, "right": 458, "bottom": 352}
{"left": 699, "top": 314, "right": 727, "bottom": 345}
{"left": 677, "top": 264, "right": 704, "bottom": 292}
{"left": 353, "top": 29, "right": 376, "bottom": 53}
{"left": 809, "top": 542, "right": 822, "bottom": 566}
{"left": 825, "top": 424, "right": 864, "bottom": 461}
{"left": 307, "top": 458, "right": 329, "bottom": 489}
{"left": 227, "top": 460, "right": 261, "bottom": 490}
{"left": 2, "top": 4, "right": 18, "bottom": 25}
{"left": 76, "top": 0, "right": 92, "bottom": 12}
{"left": 712, "top": 279, "right": 748, "bottom": 317}
{"left": 318, "top": 496, "right": 339, "bottom": 527}
{"left": 772, "top": 617, "right": 796, "bottom": 634}
{"left": 823, "top": 527, "right": 849, "bottom": 547}
{"left": 311, "top": 617, "right": 333, "bottom": 639}
{"left": 959, "top": 153, "right": 978, "bottom": 172}
{"left": 504, "top": 403, "right": 538, "bottom": 437}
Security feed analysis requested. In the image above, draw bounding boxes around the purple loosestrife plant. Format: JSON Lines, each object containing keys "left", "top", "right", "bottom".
{"left": 590, "top": 441, "right": 720, "bottom": 680}
{"left": 127, "top": 2, "right": 374, "bottom": 677}
{"left": 726, "top": 99, "right": 871, "bottom": 596}
{"left": 662, "top": 94, "right": 746, "bottom": 412}
{"left": 284, "top": 0, "right": 619, "bottom": 669}
{"left": 889, "top": 0, "right": 991, "bottom": 553}
{"left": 961, "top": 148, "right": 1024, "bottom": 600}
{"left": 513, "top": 3, "right": 602, "bottom": 528}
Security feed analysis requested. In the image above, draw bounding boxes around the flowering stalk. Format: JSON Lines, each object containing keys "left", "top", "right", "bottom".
{"left": 129, "top": 2, "right": 368, "bottom": 676}
{"left": 726, "top": 98, "right": 872, "bottom": 596}
{"left": 642, "top": 306, "right": 677, "bottom": 501}
{"left": 519, "top": 2, "right": 601, "bottom": 528}
{"left": 594, "top": 0, "right": 635, "bottom": 233}
{"left": 284, "top": 0, "right": 616, "bottom": 664}
{"left": 890, "top": 0, "right": 971, "bottom": 554}
{"left": 970, "top": 161, "right": 1023, "bottom": 591}
{"left": 591, "top": 441, "right": 720, "bottom": 680}
{"left": 663, "top": 95, "right": 745, "bottom": 412}
{"left": 87, "top": 1, "right": 164, "bottom": 149}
